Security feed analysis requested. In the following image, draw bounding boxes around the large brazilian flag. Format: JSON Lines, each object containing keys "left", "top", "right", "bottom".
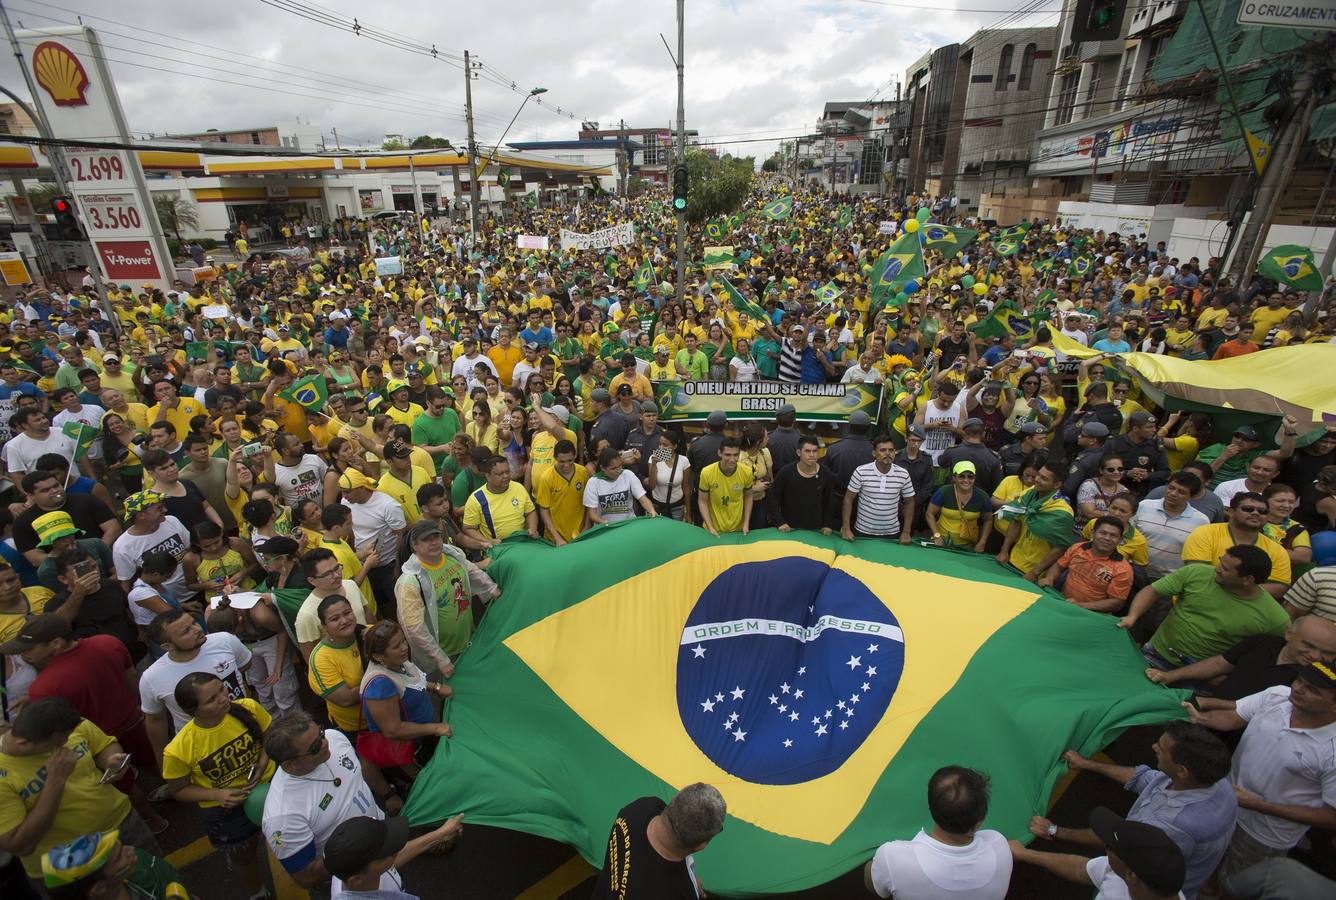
{"left": 403, "top": 520, "right": 1183, "bottom": 895}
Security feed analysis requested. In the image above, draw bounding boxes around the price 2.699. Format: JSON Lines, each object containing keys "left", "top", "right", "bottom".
{"left": 70, "top": 154, "right": 126, "bottom": 182}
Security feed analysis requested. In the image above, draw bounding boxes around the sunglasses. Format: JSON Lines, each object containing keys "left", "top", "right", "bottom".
{"left": 1103, "top": 466, "right": 1125, "bottom": 472}
{"left": 1237, "top": 505, "right": 1267, "bottom": 514}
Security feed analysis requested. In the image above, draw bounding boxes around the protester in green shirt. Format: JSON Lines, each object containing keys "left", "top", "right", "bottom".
{"left": 411, "top": 386, "right": 461, "bottom": 474}
{"left": 675, "top": 333, "right": 710, "bottom": 381}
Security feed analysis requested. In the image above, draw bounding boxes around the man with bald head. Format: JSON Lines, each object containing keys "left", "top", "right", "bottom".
{"left": 1145, "top": 614, "right": 1336, "bottom": 700}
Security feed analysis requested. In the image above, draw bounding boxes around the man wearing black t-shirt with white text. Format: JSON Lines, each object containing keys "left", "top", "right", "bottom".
{"left": 592, "top": 782, "right": 726, "bottom": 900}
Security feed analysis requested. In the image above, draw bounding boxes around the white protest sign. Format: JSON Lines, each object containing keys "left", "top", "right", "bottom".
{"left": 516, "top": 234, "right": 550, "bottom": 251}
{"left": 878, "top": 221, "right": 896, "bottom": 235}
{"left": 559, "top": 222, "right": 635, "bottom": 251}
{"left": 375, "top": 256, "right": 403, "bottom": 276}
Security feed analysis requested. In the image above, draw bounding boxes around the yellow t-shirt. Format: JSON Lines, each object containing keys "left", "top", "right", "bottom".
{"left": 149, "top": 397, "right": 207, "bottom": 441}
{"left": 536, "top": 465, "right": 588, "bottom": 543}
{"left": 161, "top": 698, "right": 275, "bottom": 807}
{"left": 696, "top": 461, "right": 755, "bottom": 533}
{"left": 308, "top": 638, "right": 364, "bottom": 731}
{"left": 1165, "top": 434, "right": 1200, "bottom": 472}
{"left": 384, "top": 403, "right": 425, "bottom": 428}
{"left": 0, "top": 587, "right": 53, "bottom": 642}
{"left": 530, "top": 427, "right": 576, "bottom": 488}
{"left": 1250, "top": 305, "right": 1290, "bottom": 337}
{"left": 0, "top": 719, "right": 129, "bottom": 876}
{"left": 322, "top": 537, "right": 363, "bottom": 581}
{"left": 1079, "top": 519, "right": 1150, "bottom": 567}
{"left": 377, "top": 465, "right": 433, "bottom": 525}
{"left": 1181, "top": 523, "right": 1291, "bottom": 585}
{"left": 462, "top": 482, "right": 535, "bottom": 540}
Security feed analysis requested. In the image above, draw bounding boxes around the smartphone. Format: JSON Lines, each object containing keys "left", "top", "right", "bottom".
{"left": 245, "top": 763, "right": 259, "bottom": 782}
{"left": 99, "top": 755, "right": 131, "bottom": 784}
{"left": 620, "top": 449, "right": 637, "bottom": 462}
{"left": 73, "top": 559, "right": 98, "bottom": 580}
{"left": 241, "top": 442, "right": 263, "bottom": 459}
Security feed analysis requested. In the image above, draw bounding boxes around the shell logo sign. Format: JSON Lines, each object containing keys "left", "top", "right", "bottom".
{"left": 32, "top": 40, "right": 90, "bottom": 107}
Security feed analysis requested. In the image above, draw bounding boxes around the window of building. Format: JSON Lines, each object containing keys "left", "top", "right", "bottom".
{"left": 251, "top": 131, "right": 261, "bottom": 145}
{"left": 1055, "top": 70, "right": 1081, "bottom": 125}
{"left": 1144, "top": 35, "right": 1167, "bottom": 78}
{"left": 1083, "top": 64, "right": 1103, "bottom": 119}
{"left": 1115, "top": 48, "right": 1135, "bottom": 109}
{"left": 1018, "top": 43, "right": 1038, "bottom": 91}
{"left": 995, "top": 44, "right": 1013, "bottom": 91}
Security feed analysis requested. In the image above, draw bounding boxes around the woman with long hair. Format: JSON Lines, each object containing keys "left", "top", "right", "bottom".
{"left": 465, "top": 399, "right": 500, "bottom": 453}
{"left": 358, "top": 621, "right": 453, "bottom": 772}
{"left": 552, "top": 374, "right": 585, "bottom": 421}
{"left": 647, "top": 429, "right": 693, "bottom": 522}
{"left": 1158, "top": 411, "right": 1213, "bottom": 472}
{"left": 162, "top": 672, "right": 273, "bottom": 900}
{"left": 100, "top": 411, "right": 145, "bottom": 495}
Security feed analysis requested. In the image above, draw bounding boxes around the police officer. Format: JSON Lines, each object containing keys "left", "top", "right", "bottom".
{"left": 1107, "top": 410, "right": 1170, "bottom": 499}
{"left": 1061, "top": 420, "right": 1110, "bottom": 498}
{"left": 999, "top": 422, "right": 1050, "bottom": 477}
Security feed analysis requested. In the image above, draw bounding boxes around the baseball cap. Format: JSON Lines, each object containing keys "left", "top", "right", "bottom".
{"left": 41, "top": 829, "right": 121, "bottom": 890}
{"left": 962, "top": 417, "right": 984, "bottom": 430}
{"left": 1088, "top": 807, "right": 1186, "bottom": 897}
{"left": 1297, "top": 659, "right": 1336, "bottom": 693}
{"left": 952, "top": 460, "right": 977, "bottom": 476}
{"left": 385, "top": 379, "right": 409, "bottom": 395}
{"left": 849, "top": 410, "right": 871, "bottom": 427}
{"left": 1081, "top": 421, "right": 1110, "bottom": 438}
{"left": 34, "top": 511, "right": 81, "bottom": 548}
{"left": 338, "top": 469, "right": 375, "bottom": 491}
{"left": 707, "top": 409, "right": 728, "bottom": 428}
{"left": 384, "top": 440, "right": 412, "bottom": 459}
{"left": 543, "top": 405, "right": 572, "bottom": 424}
{"left": 1018, "top": 421, "right": 1048, "bottom": 435}
{"left": 590, "top": 388, "right": 611, "bottom": 403}
{"left": 523, "top": 341, "right": 540, "bottom": 351}
{"left": 777, "top": 403, "right": 797, "bottom": 416}
{"left": 0, "top": 613, "right": 72, "bottom": 655}
{"left": 323, "top": 816, "right": 411, "bottom": 881}
{"left": 407, "top": 520, "right": 442, "bottom": 544}
{"left": 253, "top": 535, "right": 300, "bottom": 557}
{"left": 907, "top": 423, "right": 927, "bottom": 439}
{"left": 1128, "top": 410, "right": 1155, "bottom": 426}
{"left": 616, "top": 383, "right": 633, "bottom": 396}
{"left": 1233, "top": 425, "right": 1260, "bottom": 441}
{"left": 654, "top": 344, "right": 669, "bottom": 355}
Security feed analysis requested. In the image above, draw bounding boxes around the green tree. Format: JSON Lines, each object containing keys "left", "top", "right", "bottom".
{"left": 153, "top": 194, "right": 199, "bottom": 243}
{"left": 684, "top": 150, "right": 754, "bottom": 224}
{"left": 761, "top": 153, "right": 781, "bottom": 173}
{"left": 25, "top": 182, "right": 60, "bottom": 215}
{"left": 382, "top": 139, "right": 406, "bottom": 150}
{"left": 409, "top": 135, "right": 452, "bottom": 149}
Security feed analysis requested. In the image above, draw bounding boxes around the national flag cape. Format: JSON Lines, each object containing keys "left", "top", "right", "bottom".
{"left": 920, "top": 223, "right": 977, "bottom": 259}
{"left": 402, "top": 521, "right": 1184, "bottom": 894}
{"left": 760, "top": 196, "right": 793, "bottom": 220}
{"left": 1068, "top": 256, "right": 1093, "bottom": 278}
{"left": 717, "top": 276, "right": 768, "bottom": 320}
{"left": 61, "top": 421, "right": 96, "bottom": 460}
{"left": 973, "top": 300, "right": 1035, "bottom": 341}
{"left": 1007, "top": 488, "right": 1075, "bottom": 548}
{"left": 870, "top": 231, "right": 925, "bottom": 304}
{"left": 1258, "top": 244, "right": 1323, "bottom": 291}
{"left": 277, "top": 372, "right": 329, "bottom": 412}
{"left": 817, "top": 280, "right": 843, "bottom": 304}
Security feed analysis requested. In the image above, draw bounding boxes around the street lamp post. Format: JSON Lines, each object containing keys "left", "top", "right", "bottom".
{"left": 476, "top": 87, "right": 547, "bottom": 208}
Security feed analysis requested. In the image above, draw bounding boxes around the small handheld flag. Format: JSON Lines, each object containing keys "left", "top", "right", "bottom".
{"left": 1258, "top": 245, "right": 1323, "bottom": 292}
{"left": 61, "top": 421, "right": 97, "bottom": 461}
{"left": 760, "top": 196, "right": 793, "bottom": 220}
{"left": 278, "top": 373, "right": 329, "bottom": 413}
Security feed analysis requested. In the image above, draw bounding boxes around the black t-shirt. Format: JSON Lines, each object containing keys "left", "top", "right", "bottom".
{"left": 161, "top": 481, "right": 210, "bottom": 528}
{"left": 14, "top": 493, "right": 118, "bottom": 555}
{"left": 1217, "top": 634, "right": 1296, "bottom": 700}
{"left": 592, "top": 796, "right": 700, "bottom": 900}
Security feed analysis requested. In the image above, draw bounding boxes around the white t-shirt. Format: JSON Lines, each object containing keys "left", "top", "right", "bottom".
{"left": 112, "top": 516, "right": 192, "bottom": 601}
{"left": 294, "top": 580, "right": 371, "bottom": 645}
{"left": 264, "top": 730, "right": 381, "bottom": 875}
{"left": 343, "top": 492, "right": 407, "bottom": 564}
{"left": 274, "top": 454, "right": 329, "bottom": 507}
{"left": 127, "top": 578, "right": 172, "bottom": 627}
{"left": 1, "top": 431, "right": 77, "bottom": 475}
{"left": 139, "top": 632, "right": 252, "bottom": 729}
{"left": 869, "top": 829, "right": 1012, "bottom": 899}
{"left": 1087, "top": 855, "right": 1186, "bottom": 900}
{"left": 1213, "top": 477, "right": 1253, "bottom": 509}
{"left": 652, "top": 454, "right": 691, "bottom": 506}
{"left": 729, "top": 356, "right": 758, "bottom": 382}
{"left": 583, "top": 469, "right": 646, "bottom": 523}
{"left": 52, "top": 405, "right": 107, "bottom": 460}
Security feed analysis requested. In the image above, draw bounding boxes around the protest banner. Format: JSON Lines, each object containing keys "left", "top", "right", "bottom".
{"left": 516, "top": 234, "right": 550, "bottom": 251}
{"left": 374, "top": 256, "right": 403, "bottom": 276}
{"left": 702, "top": 246, "right": 736, "bottom": 271}
{"left": 558, "top": 222, "right": 634, "bottom": 250}
{"left": 878, "top": 221, "right": 896, "bottom": 235}
{"left": 653, "top": 380, "right": 883, "bottom": 423}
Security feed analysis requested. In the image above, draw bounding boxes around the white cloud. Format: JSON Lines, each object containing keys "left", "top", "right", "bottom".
{"left": 0, "top": 0, "right": 1056, "bottom": 160}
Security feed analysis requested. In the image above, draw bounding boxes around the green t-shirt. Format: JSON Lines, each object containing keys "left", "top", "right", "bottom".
{"left": 419, "top": 553, "right": 474, "bottom": 657}
{"left": 450, "top": 468, "right": 488, "bottom": 509}
{"left": 1149, "top": 564, "right": 1289, "bottom": 665}
{"left": 675, "top": 349, "right": 710, "bottom": 380}
{"left": 753, "top": 336, "right": 780, "bottom": 379}
{"left": 1195, "top": 443, "right": 1262, "bottom": 489}
{"left": 412, "top": 409, "right": 461, "bottom": 473}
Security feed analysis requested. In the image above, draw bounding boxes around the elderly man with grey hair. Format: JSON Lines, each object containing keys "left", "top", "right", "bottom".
{"left": 592, "top": 782, "right": 726, "bottom": 898}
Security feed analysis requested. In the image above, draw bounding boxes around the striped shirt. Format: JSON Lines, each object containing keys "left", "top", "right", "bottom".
{"left": 1284, "top": 567, "right": 1336, "bottom": 622}
{"left": 1133, "top": 498, "right": 1210, "bottom": 579}
{"left": 847, "top": 461, "right": 915, "bottom": 536}
{"left": 778, "top": 338, "right": 803, "bottom": 382}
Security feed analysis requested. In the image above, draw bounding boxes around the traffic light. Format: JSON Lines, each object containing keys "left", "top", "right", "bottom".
{"left": 1071, "top": 0, "right": 1124, "bottom": 42}
{"left": 672, "top": 164, "right": 688, "bottom": 212}
{"left": 49, "top": 196, "right": 82, "bottom": 240}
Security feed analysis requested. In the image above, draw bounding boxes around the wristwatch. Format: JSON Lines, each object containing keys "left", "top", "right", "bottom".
{"left": 1047, "top": 823, "right": 1058, "bottom": 838}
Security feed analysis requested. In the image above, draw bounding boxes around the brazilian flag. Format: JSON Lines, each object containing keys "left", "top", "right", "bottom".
{"left": 1068, "top": 256, "right": 1094, "bottom": 278}
{"left": 817, "top": 280, "right": 844, "bottom": 303}
{"left": 870, "top": 231, "right": 925, "bottom": 304}
{"left": 997, "top": 222, "right": 1032, "bottom": 243}
{"left": 1258, "top": 244, "right": 1323, "bottom": 291}
{"left": 402, "top": 522, "right": 1183, "bottom": 894}
{"left": 835, "top": 205, "right": 853, "bottom": 230}
{"left": 973, "top": 299, "right": 1035, "bottom": 341}
{"left": 920, "top": 223, "right": 978, "bottom": 259}
{"left": 717, "top": 275, "right": 768, "bottom": 320}
{"left": 994, "top": 240, "right": 1020, "bottom": 257}
{"left": 277, "top": 372, "right": 329, "bottom": 412}
{"left": 705, "top": 219, "right": 726, "bottom": 240}
{"left": 60, "top": 421, "right": 97, "bottom": 460}
{"left": 1034, "top": 257, "right": 1055, "bottom": 275}
{"left": 632, "top": 259, "right": 654, "bottom": 292}
{"left": 760, "top": 195, "right": 793, "bottom": 220}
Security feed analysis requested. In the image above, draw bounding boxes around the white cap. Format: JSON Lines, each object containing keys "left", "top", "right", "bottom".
{"left": 542, "top": 405, "right": 571, "bottom": 424}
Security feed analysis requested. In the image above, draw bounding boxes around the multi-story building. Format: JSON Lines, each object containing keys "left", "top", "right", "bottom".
{"left": 797, "top": 100, "right": 902, "bottom": 193}
{"left": 577, "top": 124, "right": 698, "bottom": 183}
{"left": 903, "top": 45, "right": 959, "bottom": 195}
{"left": 163, "top": 120, "right": 326, "bottom": 151}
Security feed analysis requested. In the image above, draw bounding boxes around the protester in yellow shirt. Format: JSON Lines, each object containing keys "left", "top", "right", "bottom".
{"left": 376, "top": 441, "right": 433, "bottom": 524}
{"left": 535, "top": 440, "right": 587, "bottom": 544}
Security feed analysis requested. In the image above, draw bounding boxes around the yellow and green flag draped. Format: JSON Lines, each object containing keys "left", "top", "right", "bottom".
{"left": 920, "top": 223, "right": 978, "bottom": 259}
{"left": 760, "top": 195, "right": 793, "bottom": 220}
{"left": 973, "top": 300, "right": 1035, "bottom": 341}
{"left": 61, "top": 421, "right": 96, "bottom": 460}
{"left": 277, "top": 372, "right": 329, "bottom": 412}
{"left": 402, "top": 521, "right": 1184, "bottom": 895}
{"left": 717, "top": 276, "right": 768, "bottom": 320}
{"left": 1258, "top": 244, "right": 1323, "bottom": 291}
{"left": 870, "top": 231, "right": 925, "bottom": 305}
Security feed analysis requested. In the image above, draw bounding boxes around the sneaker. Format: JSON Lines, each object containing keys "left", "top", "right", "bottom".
{"left": 147, "top": 784, "right": 174, "bottom": 803}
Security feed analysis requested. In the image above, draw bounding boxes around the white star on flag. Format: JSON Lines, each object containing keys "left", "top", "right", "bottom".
{"left": 692, "top": 645, "right": 706, "bottom": 658}
{"left": 815, "top": 724, "right": 828, "bottom": 736}
{"left": 811, "top": 716, "right": 822, "bottom": 726}
{"left": 731, "top": 687, "right": 745, "bottom": 700}
{"left": 797, "top": 666, "right": 807, "bottom": 675}
{"left": 715, "top": 692, "right": 724, "bottom": 702}
{"left": 701, "top": 699, "right": 715, "bottom": 712}
{"left": 846, "top": 655, "right": 862, "bottom": 669}
{"left": 840, "top": 720, "right": 849, "bottom": 730}
{"left": 866, "top": 666, "right": 877, "bottom": 677}
{"left": 850, "top": 694, "right": 860, "bottom": 705}
{"left": 789, "top": 711, "right": 799, "bottom": 722}
{"left": 794, "top": 689, "right": 804, "bottom": 699}
{"left": 729, "top": 712, "right": 739, "bottom": 722}
{"left": 783, "top": 739, "right": 793, "bottom": 748}
{"left": 778, "top": 704, "right": 787, "bottom": 713}
{"left": 732, "top": 729, "right": 747, "bottom": 742}
{"left": 824, "top": 709, "right": 833, "bottom": 719}
{"left": 723, "top": 720, "right": 732, "bottom": 730}
{"left": 780, "top": 682, "right": 790, "bottom": 694}
{"left": 837, "top": 700, "right": 846, "bottom": 710}
{"left": 862, "top": 682, "right": 871, "bottom": 692}
{"left": 845, "top": 707, "right": 855, "bottom": 717}
{"left": 867, "top": 644, "right": 879, "bottom": 653}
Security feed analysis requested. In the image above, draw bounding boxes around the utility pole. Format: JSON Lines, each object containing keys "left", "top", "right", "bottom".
{"left": 674, "top": 0, "right": 686, "bottom": 307}
{"left": 1229, "top": 38, "right": 1332, "bottom": 290}
{"left": 332, "top": 127, "right": 341, "bottom": 150}
{"left": 617, "top": 117, "right": 628, "bottom": 196}
{"left": 464, "top": 49, "right": 481, "bottom": 240}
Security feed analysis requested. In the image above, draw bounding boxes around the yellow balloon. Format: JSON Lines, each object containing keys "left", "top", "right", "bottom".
{"left": 973, "top": 282, "right": 988, "bottom": 296}
{"left": 903, "top": 218, "right": 919, "bottom": 233}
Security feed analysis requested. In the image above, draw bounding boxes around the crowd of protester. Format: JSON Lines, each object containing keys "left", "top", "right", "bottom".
{"left": 0, "top": 180, "right": 1332, "bottom": 899}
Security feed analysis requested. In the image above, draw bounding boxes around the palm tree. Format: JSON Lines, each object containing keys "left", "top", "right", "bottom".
{"left": 153, "top": 194, "right": 199, "bottom": 243}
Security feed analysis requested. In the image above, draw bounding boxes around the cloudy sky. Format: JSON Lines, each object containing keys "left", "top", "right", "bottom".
{"left": 2, "top": 0, "right": 1058, "bottom": 161}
